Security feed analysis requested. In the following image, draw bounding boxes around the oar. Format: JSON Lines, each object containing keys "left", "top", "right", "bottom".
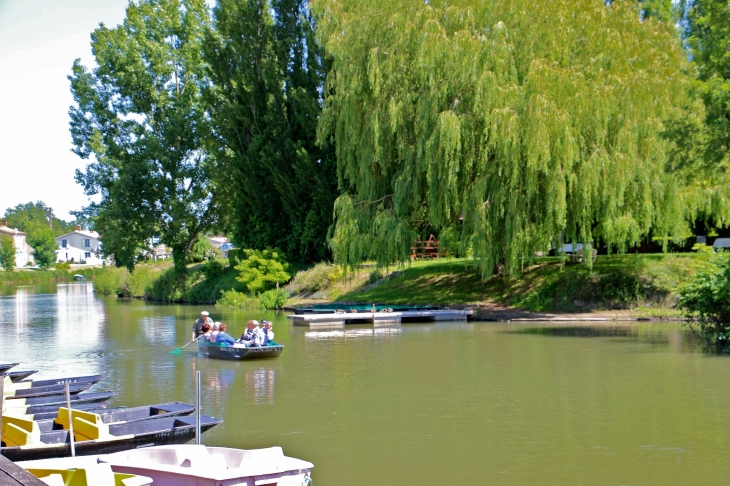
{"left": 170, "top": 339, "right": 197, "bottom": 355}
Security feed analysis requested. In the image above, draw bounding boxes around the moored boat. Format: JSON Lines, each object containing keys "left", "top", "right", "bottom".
{"left": 3, "top": 382, "right": 90, "bottom": 400}
{"left": 3, "top": 391, "right": 116, "bottom": 411}
{"left": 5, "top": 369, "right": 38, "bottom": 382}
{"left": 1, "top": 413, "right": 222, "bottom": 461}
{"left": 198, "top": 341, "right": 284, "bottom": 360}
{"left": 18, "top": 445, "right": 313, "bottom": 486}
{"left": 0, "top": 362, "right": 19, "bottom": 373}
{"left": 16, "top": 374, "right": 103, "bottom": 388}
{"left": 33, "top": 402, "right": 195, "bottom": 432}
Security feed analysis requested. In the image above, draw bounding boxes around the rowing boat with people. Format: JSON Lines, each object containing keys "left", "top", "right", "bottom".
{"left": 197, "top": 341, "right": 284, "bottom": 361}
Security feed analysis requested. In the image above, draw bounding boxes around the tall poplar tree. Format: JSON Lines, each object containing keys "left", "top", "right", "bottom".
{"left": 314, "top": 0, "right": 695, "bottom": 275}
{"left": 69, "top": 0, "right": 220, "bottom": 274}
{"left": 205, "top": 0, "right": 337, "bottom": 262}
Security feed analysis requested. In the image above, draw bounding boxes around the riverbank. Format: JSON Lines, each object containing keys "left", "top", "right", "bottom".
{"left": 45, "top": 252, "right": 703, "bottom": 320}
{"left": 0, "top": 267, "right": 104, "bottom": 285}
{"left": 289, "top": 253, "right": 703, "bottom": 320}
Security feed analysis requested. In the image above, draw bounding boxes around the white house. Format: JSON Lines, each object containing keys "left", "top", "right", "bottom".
{"left": 56, "top": 226, "right": 104, "bottom": 265}
{"left": 0, "top": 220, "right": 35, "bottom": 267}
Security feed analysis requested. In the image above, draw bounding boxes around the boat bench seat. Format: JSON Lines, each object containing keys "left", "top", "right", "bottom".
{"left": 1, "top": 415, "right": 41, "bottom": 446}
{"left": 73, "top": 415, "right": 113, "bottom": 441}
{"left": 26, "top": 466, "right": 152, "bottom": 486}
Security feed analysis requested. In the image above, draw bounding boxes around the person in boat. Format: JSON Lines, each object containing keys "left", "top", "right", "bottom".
{"left": 239, "top": 320, "right": 264, "bottom": 347}
{"left": 215, "top": 323, "right": 237, "bottom": 345}
{"left": 208, "top": 322, "right": 220, "bottom": 342}
{"left": 201, "top": 323, "right": 212, "bottom": 341}
{"left": 261, "top": 320, "right": 274, "bottom": 345}
{"left": 191, "top": 311, "right": 214, "bottom": 342}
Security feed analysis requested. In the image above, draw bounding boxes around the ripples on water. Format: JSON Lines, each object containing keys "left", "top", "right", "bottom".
{"left": 2, "top": 283, "right": 730, "bottom": 485}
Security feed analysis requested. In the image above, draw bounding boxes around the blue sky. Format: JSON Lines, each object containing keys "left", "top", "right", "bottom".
{"left": 0, "top": 0, "right": 129, "bottom": 220}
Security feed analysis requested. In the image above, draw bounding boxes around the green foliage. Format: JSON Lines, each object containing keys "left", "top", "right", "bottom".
{"left": 677, "top": 250, "right": 730, "bottom": 344}
{"left": 258, "top": 288, "right": 288, "bottom": 310}
{"left": 314, "top": 0, "right": 695, "bottom": 275}
{"left": 288, "top": 262, "right": 343, "bottom": 293}
{"left": 27, "top": 228, "right": 58, "bottom": 269}
{"left": 3, "top": 201, "right": 75, "bottom": 238}
{"left": 93, "top": 267, "right": 128, "bottom": 296}
{"left": 54, "top": 261, "right": 71, "bottom": 270}
{"left": 677, "top": 0, "right": 730, "bottom": 230}
{"left": 0, "top": 235, "right": 16, "bottom": 271}
{"left": 217, "top": 289, "right": 259, "bottom": 308}
{"left": 205, "top": 0, "right": 337, "bottom": 262}
{"left": 227, "top": 249, "right": 241, "bottom": 267}
{"left": 234, "top": 248, "right": 291, "bottom": 292}
{"left": 189, "top": 237, "right": 222, "bottom": 263}
{"left": 201, "top": 259, "right": 225, "bottom": 279}
{"left": 0, "top": 269, "right": 75, "bottom": 285}
{"left": 69, "top": 0, "right": 221, "bottom": 275}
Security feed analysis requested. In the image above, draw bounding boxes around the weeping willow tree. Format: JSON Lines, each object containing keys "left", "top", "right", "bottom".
{"left": 313, "top": 0, "right": 695, "bottom": 275}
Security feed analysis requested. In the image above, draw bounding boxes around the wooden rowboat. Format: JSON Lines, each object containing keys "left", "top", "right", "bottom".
{"left": 1, "top": 413, "right": 222, "bottom": 461}
{"left": 0, "top": 363, "right": 18, "bottom": 373}
{"left": 16, "top": 374, "right": 102, "bottom": 388}
{"left": 3, "top": 392, "right": 116, "bottom": 410}
{"left": 4, "top": 369, "right": 38, "bottom": 382}
{"left": 197, "top": 341, "right": 284, "bottom": 360}
{"left": 4, "top": 382, "right": 90, "bottom": 400}
{"left": 16, "top": 403, "right": 109, "bottom": 420}
{"left": 34, "top": 402, "right": 196, "bottom": 432}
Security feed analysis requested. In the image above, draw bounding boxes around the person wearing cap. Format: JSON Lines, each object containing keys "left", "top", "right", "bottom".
{"left": 191, "top": 311, "right": 214, "bottom": 342}
{"left": 261, "top": 320, "right": 274, "bottom": 345}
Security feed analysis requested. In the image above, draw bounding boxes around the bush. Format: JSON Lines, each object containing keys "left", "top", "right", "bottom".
{"left": 54, "top": 261, "right": 71, "bottom": 270}
{"left": 258, "top": 288, "right": 288, "bottom": 310}
{"left": 677, "top": 251, "right": 730, "bottom": 345}
{"left": 217, "top": 289, "right": 258, "bottom": 308}
{"left": 234, "top": 248, "right": 290, "bottom": 292}
{"left": 189, "top": 236, "right": 223, "bottom": 263}
{"left": 289, "top": 263, "right": 341, "bottom": 294}
{"left": 596, "top": 271, "right": 643, "bottom": 303}
{"left": 93, "top": 267, "right": 127, "bottom": 296}
{"left": 201, "top": 259, "right": 225, "bottom": 280}
{"left": 367, "top": 269, "right": 384, "bottom": 284}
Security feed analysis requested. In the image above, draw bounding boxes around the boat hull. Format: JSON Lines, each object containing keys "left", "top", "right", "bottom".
{"left": 1, "top": 416, "right": 220, "bottom": 462}
{"left": 5, "top": 370, "right": 38, "bottom": 382}
{"left": 198, "top": 342, "right": 283, "bottom": 360}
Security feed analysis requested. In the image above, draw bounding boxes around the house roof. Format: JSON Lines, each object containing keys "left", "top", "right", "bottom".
{"left": 0, "top": 226, "right": 25, "bottom": 236}
{"left": 55, "top": 229, "right": 100, "bottom": 241}
{"left": 713, "top": 238, "right": 730, "bottom": 248}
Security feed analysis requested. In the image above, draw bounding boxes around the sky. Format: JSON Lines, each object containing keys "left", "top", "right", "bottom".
{"left": 0, "top": 0, "right": 131, "bottom": 221}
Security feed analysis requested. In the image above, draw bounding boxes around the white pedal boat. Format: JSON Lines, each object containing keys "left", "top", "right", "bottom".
{"left": 19, "top": 444, "right": 314, "bottom": 486}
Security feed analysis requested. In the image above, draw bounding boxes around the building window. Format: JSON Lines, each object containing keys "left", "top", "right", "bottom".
{"left": 61, "top": 240, "right": 67, "bottom": 248}
{"left": 84, "top": 239, "right": 91, "bottom": 248}
{"left": 85, "top": 252, "right": 91, "bottom": 259}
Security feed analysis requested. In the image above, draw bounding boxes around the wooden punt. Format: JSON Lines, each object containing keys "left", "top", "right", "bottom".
{"left": 197, "top": 341, "right": 284, "bottom": 360}
{"left": 17, "top": 374, "right": 102, "bottom": 388}
{"left": 33, "top": 402, "right": 196, "bottom": 433}
{"left": 3, "top": 392, "right": 117, "bottom": 410}
{"left": 19, "top": 403, "right": 110, "bottom": 420}
{"left": 0, "top": 363, "right": 18, "bottom": 373}
{"left": 4, "top": 382, "right": 90, "bottom": 400}
{"left": 1, "top": 414, "right": 222, "bottom": 462}
{"left": 4, "top": 369, "right": 38, "bottom": 382}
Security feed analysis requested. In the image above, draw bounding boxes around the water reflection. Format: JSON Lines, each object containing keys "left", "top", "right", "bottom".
{"left": 305, "top": 327, "right": 402, "bottom": 341}
{"left": 244, "top": 367, "right": 276, "bottom": 405}
{"left": 138, "top": 316, "right": 177, "bottom": 345}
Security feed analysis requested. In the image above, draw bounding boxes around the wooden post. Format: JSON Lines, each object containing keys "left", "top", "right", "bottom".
{"left": 1, "top": 374, "right": 4, "bottom": 441}
{"left": 65, "top": 382, "right": 76, "bottom": 457}
{"left": 195, "top": 370, "right": 201, "bottom": 445}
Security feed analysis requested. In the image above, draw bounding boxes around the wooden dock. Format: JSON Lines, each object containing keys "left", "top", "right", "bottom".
{"left": 288, "top": 309, "right": 473, "bottom": 327}
{"left": 0, "top": 454, "right": 46, "bottom": 486}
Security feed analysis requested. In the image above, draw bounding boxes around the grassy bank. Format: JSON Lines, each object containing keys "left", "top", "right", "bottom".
{"left": 329, "top": 253, "right": 705, "bottom": 315}
{"left": 0, "top": 267, "right": 107, "bottom": 285}
{"left": 92, "top": 259, "right": 246, "bottom": 304}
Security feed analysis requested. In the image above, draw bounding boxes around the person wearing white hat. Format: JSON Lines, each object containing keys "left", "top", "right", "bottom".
{"left": 191, "top": 311, "right": 214, "bottom": 342}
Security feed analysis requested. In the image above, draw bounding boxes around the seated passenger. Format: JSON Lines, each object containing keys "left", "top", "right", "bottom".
{"left": 261, "top": 320, "right": 275, "bottom": 345}
{"left": 215, "top": 323, "right": 237, "bottom": 345}
{"left": 209, "top": 322, "right": 220, "bottom": 342}
{"left": 239, "top": 320, "right": 263, "bottom": 347}
{"left": 201, "top": 323, "right": 211, "bottom": 341}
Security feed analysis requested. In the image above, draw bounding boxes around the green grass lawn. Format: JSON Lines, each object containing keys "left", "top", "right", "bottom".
{"left": 338, "top": 253, "right": 704, "bottom": 312}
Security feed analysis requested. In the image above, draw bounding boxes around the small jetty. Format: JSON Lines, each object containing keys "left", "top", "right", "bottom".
{"left": 288, "top": 308, "right": 473, "bottom": 326}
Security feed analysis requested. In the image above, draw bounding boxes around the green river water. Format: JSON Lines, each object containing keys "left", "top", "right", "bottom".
{"left": 1, "top": 282, "right": 730, "bottom": 485}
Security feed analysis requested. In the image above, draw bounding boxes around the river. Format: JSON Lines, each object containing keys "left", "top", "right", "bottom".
{"left": 1, "top": 282, "right": 729, "bottom": 484}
